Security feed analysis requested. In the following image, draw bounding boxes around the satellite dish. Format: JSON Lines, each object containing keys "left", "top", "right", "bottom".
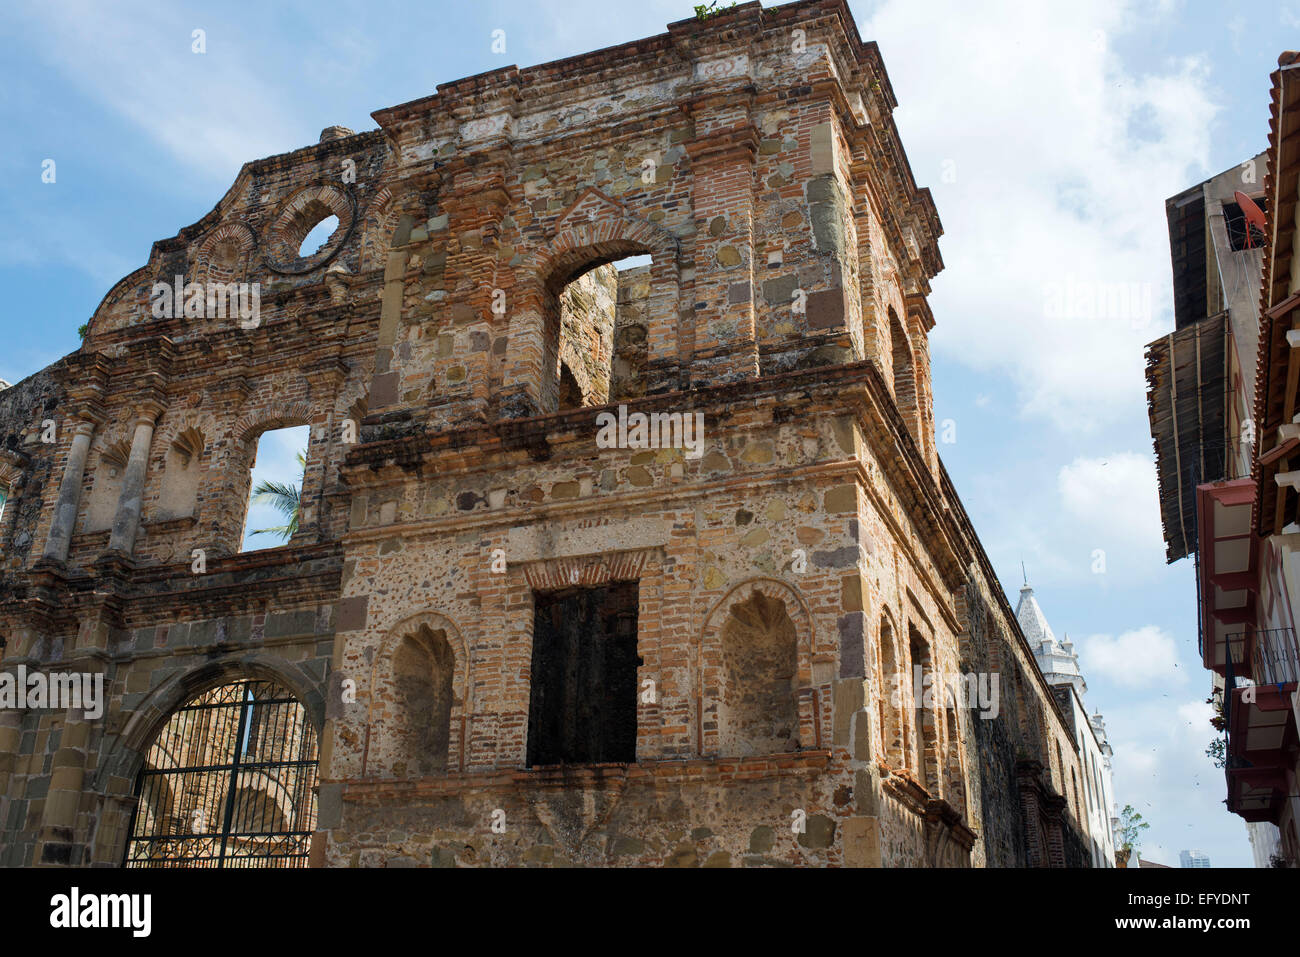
{"left": 1234, "top": 190, "right": 1267, "bottom": 248}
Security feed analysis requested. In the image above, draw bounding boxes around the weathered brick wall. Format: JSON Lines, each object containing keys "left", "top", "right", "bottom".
{"left": 0, "top": 366, "right": 66, "bottom": 575}
{"left": 0, "top": 0, "right": 1088, "bottom": 869}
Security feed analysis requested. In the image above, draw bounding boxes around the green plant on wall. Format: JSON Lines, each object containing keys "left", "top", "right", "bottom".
{"left": 694, "top": 1, "right": 737, "bottom": 21}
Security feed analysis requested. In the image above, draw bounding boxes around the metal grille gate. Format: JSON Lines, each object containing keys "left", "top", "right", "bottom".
{"left": 124, "top": 679, "right": 319, "bottom": 868}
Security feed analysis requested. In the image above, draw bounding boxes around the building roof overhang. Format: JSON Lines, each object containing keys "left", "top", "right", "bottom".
{"left": 1145, "top": 315, "right": 1229, "bottom": 563}
{"left": 1254, "top": 55, "right": 1300, "bottom": 536}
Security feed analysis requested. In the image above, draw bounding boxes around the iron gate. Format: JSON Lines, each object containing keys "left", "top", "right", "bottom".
{"left": 124, "top": 679, "right": 319, "bottom": 868}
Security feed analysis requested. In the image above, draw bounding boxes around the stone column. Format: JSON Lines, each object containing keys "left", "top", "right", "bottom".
{"left": 108, "top": 405, "right": 162, "bottom": 556}
{"left": 41, "top": 419, "right": 97, "bottom": 563}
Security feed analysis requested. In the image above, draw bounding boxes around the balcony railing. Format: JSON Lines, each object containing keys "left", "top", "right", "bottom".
{"left": 1225, "top": 628, "right": 1300, "bottom": 686}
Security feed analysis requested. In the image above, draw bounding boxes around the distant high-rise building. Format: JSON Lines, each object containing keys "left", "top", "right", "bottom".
{"left": 1180, "top": 849, "right": 1212, "bottom": 868}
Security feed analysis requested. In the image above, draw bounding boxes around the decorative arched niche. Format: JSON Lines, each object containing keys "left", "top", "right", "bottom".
{"left": 196, "top": 222, "right": 257, "bottom": 286}
{"left": 82, "top": 435, "right": 133, "bottom": 533}
{"left": 367, "top": 611, "right": 469, "bottom": 778}
{"left": 699, "top": 578, "right": 816, "bottom": 758}
{"left": 155, "top": 425, "right": 205, "bottom": 521}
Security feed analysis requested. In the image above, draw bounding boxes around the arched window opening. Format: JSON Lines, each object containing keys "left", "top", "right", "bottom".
{"left": 550, "top": 253, "right": 653, "bottom": 412}
{"left": 878, "top": 615, "right": 905, "bottom": 769}
{"left": 124, "top": 678, "right": 319, "bottom": 867}
{"left": 718, "top": 590, "right": 799, "bottom": 757}
{"left": 299, "top": 215, "right": 340, "bottom": 258}
{"left": 888, "top": 306, "right": 924, "bottom": 448}
{"left": 944, "top": 700, "right": 967, "bottom": 817}
{"left": 909, "top": 629, "right": 938, "bottom": 792}
{"left": 388, "top": 625, "right": 455, "bottom": 776}
{"left": 240, "top": 424, "right": 310, "bottom": 552}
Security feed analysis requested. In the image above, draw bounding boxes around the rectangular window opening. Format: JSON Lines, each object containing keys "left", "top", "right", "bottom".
{"left": 526, "top": 581, "right": 640, "bottom": 767}
{"left": 1224, "top": 197, "right": 1268, "bottom": 252}
{"left": 240, "top": 425, "right": 309, "bottom": 552}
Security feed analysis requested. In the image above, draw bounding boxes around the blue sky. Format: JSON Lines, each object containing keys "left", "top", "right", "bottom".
{"left": 1, "top": 0, "right": 1292, "bottom": 866}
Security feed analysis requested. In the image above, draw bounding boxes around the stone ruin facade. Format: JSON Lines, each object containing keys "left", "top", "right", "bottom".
{"left": 0, "top": 0, "right": 1098, "bottom": 868}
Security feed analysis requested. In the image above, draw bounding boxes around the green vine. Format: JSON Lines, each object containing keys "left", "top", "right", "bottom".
{"left": 694, "top": 1, "right": 737, "bottom": 21}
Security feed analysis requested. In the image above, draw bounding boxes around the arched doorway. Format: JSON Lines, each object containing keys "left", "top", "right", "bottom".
{"left": 123, "top": 678, "right": 319, "bottom": 868}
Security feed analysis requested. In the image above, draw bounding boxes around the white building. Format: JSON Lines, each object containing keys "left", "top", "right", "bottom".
{"left": 1016, "top": 580, "right": 1118, "bottom": 867}
{"left": 1247, "top": 822, "right": 1282, "bottom": 868}
{"left": 1180, "top": 848, "right": 1212, "bottom": 868}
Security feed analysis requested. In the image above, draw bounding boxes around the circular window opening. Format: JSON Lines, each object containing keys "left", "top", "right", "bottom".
{"left": 298, "top": 215, "right": 339, "bottom": 258}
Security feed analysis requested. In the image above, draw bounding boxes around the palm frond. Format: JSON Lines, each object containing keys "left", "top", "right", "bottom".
{"left": 249, "top": 523, "right": 295, "bottom": 539}
{"left": 251, "top": 480, "right": 301, "bottom": 520}
{"left": 245, "top": 447, "right": 308, "bottom": 544}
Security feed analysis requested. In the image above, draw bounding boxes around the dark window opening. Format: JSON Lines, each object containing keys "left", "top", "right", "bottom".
{"left": 553, "top": 254, "right": 652, "bottom": 410}
{"left": 1224, "top": 197, "right": 1267, "bottom": 252}
{"left": 526, "top": 582, "right": 640, "bottom": 766}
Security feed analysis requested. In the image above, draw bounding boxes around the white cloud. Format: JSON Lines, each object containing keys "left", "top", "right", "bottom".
{"left": 857, "top": 0, "right": 1218, "bottom": 431}
{"left": 1103, "top": 692, "right": 1247, "bottom": 865}
{"left": 1082, "top": 624, "right": 1182, "bottom": 687}
{"left": 1058, "top": 452, "right": 1165, "bottom": 556}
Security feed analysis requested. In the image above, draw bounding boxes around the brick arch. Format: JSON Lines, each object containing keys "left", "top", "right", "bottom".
{"left": 698, "top": 577, "right": 818, "bottom": 756}
{"left": 360, "top": 185, "right": 396, "bottom": 272}
{"left": 91, "top": 423, "right": 134, "bottom": 461}
{"left": 90, "top": 653, "right": 324, "bottom": 863}
{"left": 361, "top": 181, "right": 438, "bottom": 271}
{"left": 888, "top": 305, "right": 922, "bottom": 445}
{"left": 233, "top": 400, "right": 315, "bottom": 445}
{"left": 700, "top": 577, "right": 814, "bottom": 650}
{"left": 501, "top": 189, "right": 683, "bottom": 416}
{"left": 366, "top": 610, "right": 470, "bottom": 776}
{"left": 152, "top": 410, "right": 217, "bottom": 458}
{"left": 195, "top": 221, "right": 257, "bottom": 284}
{"left": 94, "top": 654, "right": 325, "bottom": 791}
{"left": 0, "top": 453, "right": 24, "bottom": 492}
{"left": 262, "top": 183, "right": 357, "bottom": 274}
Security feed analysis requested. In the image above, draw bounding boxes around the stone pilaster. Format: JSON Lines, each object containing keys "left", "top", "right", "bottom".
{"left": 107, "top": 400, "right": 164, "bottom": 557}
{"left": 41, "top": 416, "right": 100, "bottom": 563}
